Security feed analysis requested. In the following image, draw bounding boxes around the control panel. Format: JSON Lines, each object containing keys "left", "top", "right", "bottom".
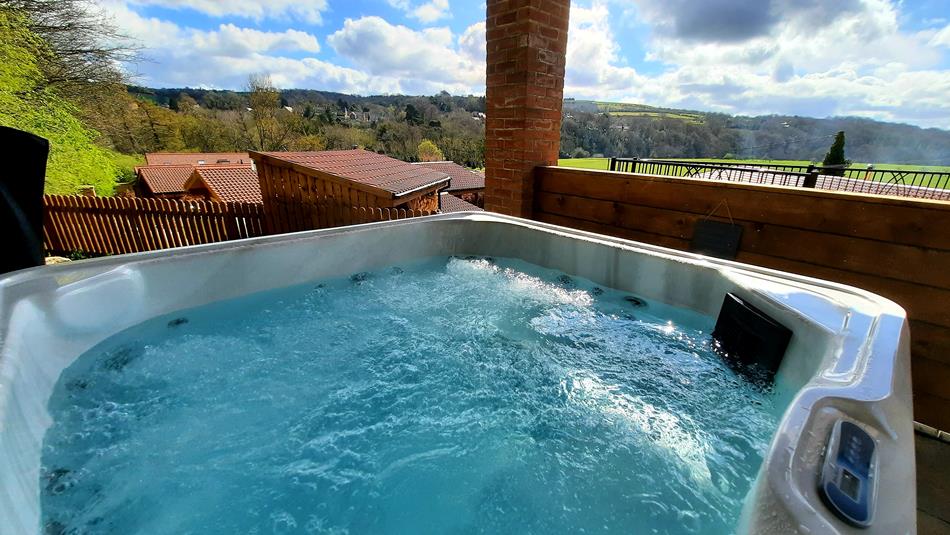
{"left": 819, "top": 419, "right": 877, "bottom": 528}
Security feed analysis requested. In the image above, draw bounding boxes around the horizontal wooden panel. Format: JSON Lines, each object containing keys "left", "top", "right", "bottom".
{"left": 914, "top": 392, "right": 950, "bottom": 432}
{"left": 534, "top": 212, "right": 690, "bottom": 251}
{"left": 535, "top": 206, "right": 950, "bottom": 330}
{"left": 732, "top": 253, "right": 950, "bottom": 330}
{"left": 912, "top": 356, "right": 950, "bottom": 403}
{"left": 909, "top": 321, "right": 950, "bottom": 366}
{"left": 537, "top": 167, "right": 950, "bottom": 252}
{"left": 536, "top": 191, "right": 950, "bottom": 289}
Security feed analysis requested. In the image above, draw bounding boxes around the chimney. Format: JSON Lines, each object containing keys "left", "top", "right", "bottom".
{"left": 484, "top": 0, "right": 570, "bottom": 218}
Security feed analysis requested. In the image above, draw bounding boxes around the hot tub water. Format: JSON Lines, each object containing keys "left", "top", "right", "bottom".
{"left": 40, "top": 256, "right": 778, "bottom": 534}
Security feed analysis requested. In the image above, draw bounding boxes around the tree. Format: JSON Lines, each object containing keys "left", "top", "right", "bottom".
{"left": 243, "top": 74, "right": 296, "bottom": 151}
{"left": 404, "top": 104, "right": 424, "bottom": 126}
{"left": 289, "top": 134, "right": 326, "bottom": 152}
{"left": 0, "top": 0, "right": 136, "bottom": 100}
{"left": 0, "top": 9, "right": 120, "bottom": 194}
{"left": 822, "top": 131, "right": 850, "bottom": 176}
{"left": 417, "top": 139, "right": 444, "bottom": 162}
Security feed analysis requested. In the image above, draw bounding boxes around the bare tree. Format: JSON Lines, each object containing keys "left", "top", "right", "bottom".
{"left": 0, "top": 0, "right": 137, "bottom": 99}
{"left": 244, "top": 74, "right": 297, "bottom": 151}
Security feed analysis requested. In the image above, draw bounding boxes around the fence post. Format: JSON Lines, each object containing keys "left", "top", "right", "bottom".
{"left": 803, "top": 165, "right": 819, "bottom": 188}
{"left": 609, "top": 158, "right": 616, "bottom": 172}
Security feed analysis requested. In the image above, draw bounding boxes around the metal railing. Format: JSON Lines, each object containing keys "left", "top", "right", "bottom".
{"left": 609, "top": 158, "right": 950, "bottom": 201}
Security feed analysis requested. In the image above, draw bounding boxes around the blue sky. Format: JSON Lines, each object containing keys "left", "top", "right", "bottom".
{"left": 101, "top": 0, "right": 950, "bottom": 128}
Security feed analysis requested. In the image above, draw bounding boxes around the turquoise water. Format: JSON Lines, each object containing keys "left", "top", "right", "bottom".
{"left": 41, "top": 256, "right": 778, "bottom": 534}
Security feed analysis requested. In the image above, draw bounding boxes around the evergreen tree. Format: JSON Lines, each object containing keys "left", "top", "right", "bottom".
{"left": 821, "top": 131, "right": 850, "bottom": 176}
{"left": 404, "top": 104, "right": 423, "bottom": 126}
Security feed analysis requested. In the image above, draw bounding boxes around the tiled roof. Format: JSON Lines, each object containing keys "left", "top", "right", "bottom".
{"left": 414, "top": 161, "right": 485, "bottom": 191}
{"left": 136, "top": 165, "right": 195, "bottom": 194}
{"left": 145, "top": 152, "right": 252, "bottom": 166}
{"left": 254, "top": 149, "right": 450, "bottom": 197}
{"left": 439, "top": 192, "right": 483, "bottom": 213}
{"left": 185, "top": 165, "right": 261, "bottom": 203}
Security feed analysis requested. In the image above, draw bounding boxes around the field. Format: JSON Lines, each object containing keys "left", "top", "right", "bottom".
{"left": 557, "top": 158, "right": 950, "bottom": 174}
{"left": 563, "top": 100, "right": 706, "bottom": 124}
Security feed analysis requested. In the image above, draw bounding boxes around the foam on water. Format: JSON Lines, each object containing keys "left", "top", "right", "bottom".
{"left": 41, "top": 257, "right": 778, "bottom": 534}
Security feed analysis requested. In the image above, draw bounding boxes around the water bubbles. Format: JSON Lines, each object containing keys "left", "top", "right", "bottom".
{"left": 41, "top": 256, "right": 776, "bottom": 534}
{"left": 100, "top": 344, "right": 143, "bottom": 372}
{"left": 677, "top": 510, "right": 702, "bottom": 533}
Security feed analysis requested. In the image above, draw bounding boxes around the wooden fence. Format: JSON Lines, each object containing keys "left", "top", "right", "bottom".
{"left": 534, "top": 166, "right": 950, "bottom": 431}
{"left": 43, "top": 195, "right": 436, "bottom": 257}
{"left": 265, "top": 195, "right": 436, "bottom": 234}
{"left": 43, "top": 195, "right": 265, "bottom": 255}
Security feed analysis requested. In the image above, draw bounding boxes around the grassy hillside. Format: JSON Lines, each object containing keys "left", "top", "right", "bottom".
{"left": 560, "top": 99, "right": 950, "bottom": 166}
{"left": 564, "top": 99, "right": 704, "bottom": 124}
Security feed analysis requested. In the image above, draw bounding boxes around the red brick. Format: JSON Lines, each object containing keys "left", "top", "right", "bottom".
{"left": 485, "top": 0, "right": 569, "bottom": 218}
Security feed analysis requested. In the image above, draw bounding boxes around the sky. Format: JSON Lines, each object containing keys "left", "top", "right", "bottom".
{"left": 100, "top": 0, "right": 950, "bottom": 129}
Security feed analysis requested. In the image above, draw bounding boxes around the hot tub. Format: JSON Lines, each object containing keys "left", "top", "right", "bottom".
{"left": 0, "top": 213, "right": 915, "bottom": 533}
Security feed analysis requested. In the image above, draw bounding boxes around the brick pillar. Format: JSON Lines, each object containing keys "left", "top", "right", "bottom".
{"left": 484, "top": 0, "right": 570, "bottom": 218}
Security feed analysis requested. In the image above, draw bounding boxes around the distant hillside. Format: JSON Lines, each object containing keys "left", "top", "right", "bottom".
{"left": 127, "top": 87, "right": 949, "bottom": 166}
{"left": 561, "top": 99, "right": 950, "bottom": 165}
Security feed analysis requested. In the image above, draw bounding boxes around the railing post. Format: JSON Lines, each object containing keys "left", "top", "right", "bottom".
{"left": 631, "top": 157, "right": 639, "bottom": 174}
{"left": 803, "top": 165, "right": 819, "bottom": 188}
{"left": 609, "top": 157, "right": 616, "bottom": 172}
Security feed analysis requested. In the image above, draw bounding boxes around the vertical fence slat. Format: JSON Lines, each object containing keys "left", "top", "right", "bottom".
{"left": 43, "top": 186, "right": 438, "bottom": 257}
{"left": 61, "top": 196, "right": 85, "bottom": 253}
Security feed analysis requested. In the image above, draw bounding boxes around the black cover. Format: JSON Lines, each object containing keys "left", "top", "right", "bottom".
{"left": 0, "top": 126, "right": 48, "bottom": 274}
{"left": 691, "top": 219, "right": 743, "bottom": 260}
{"left": 712, "top": 292, "right": 792, "bottom": 379}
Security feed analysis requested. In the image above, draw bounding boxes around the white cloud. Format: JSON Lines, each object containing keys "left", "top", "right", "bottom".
{"left": 458, "top": 21, "right": 486, "bottom": 62}
{"left": 122, "top": 0, "right": 329, "bottom": 24}
{"left": 413, "top": 0, "right": 451, "bottom": 23}
{"left": 387, "top": 0, "right": 452, "bottom": 23}
{"left": 931, "top": 24, "right": 950, "bottom": 48}
{"left": 564, "top": 0, "right": 950, "bottom": 128}
{"left": 102, "top": 0, "right": 950, "bottom": 128}
{"left": 567, "top": 4, "right": 644, "bottom": 94}
{"left": 103, "top": 3, "right": 482, "bottom": 95}
{"left": 190, "top": 24, "right": 320, "bottom": 57}
{"left": 328, "top": 17, "right": 483, "bottom": 90}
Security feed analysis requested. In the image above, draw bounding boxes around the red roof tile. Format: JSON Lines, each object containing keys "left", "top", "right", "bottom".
{"left": 439, "top": 192, "right": 483, "bottom": 213}
{"left": 136, "top": 165, "right": 195, "bottom": 194}
{"left": 185, "top": 165, "right": 261, "bottom": 203}
{"left": 414, "top": 161, "right": 484, "bottom": 191}
{"left": 145, "top": 152, "right": 252, "bottom": 166}
{"left": 254, "top": 150, "right": 449, "bottom": 197}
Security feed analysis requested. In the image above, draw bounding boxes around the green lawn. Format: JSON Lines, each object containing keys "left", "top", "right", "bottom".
{"left": 557, "top": 157, "right": 950, "bottom": 174}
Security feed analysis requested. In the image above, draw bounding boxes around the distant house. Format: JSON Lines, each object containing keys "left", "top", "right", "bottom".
{"left": 135, "top": 152, "right": 257, "bottom": 200}
{"left": 183, "top": 165, "right": 262, "bottom": 203}
{"left": 439, "top": 192, "right": 483, "bottom": 213}
{"left": 144, "top": 152, "right": 252, "bottom": 166}
{"left": 135, "top": 165, "right": 197, "bottom": 198}
{"left": 413, "top": 161, "right": 485, "bottom": 207}
{"left": 251, "top": 149, "right": 449, "bottom": 211}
